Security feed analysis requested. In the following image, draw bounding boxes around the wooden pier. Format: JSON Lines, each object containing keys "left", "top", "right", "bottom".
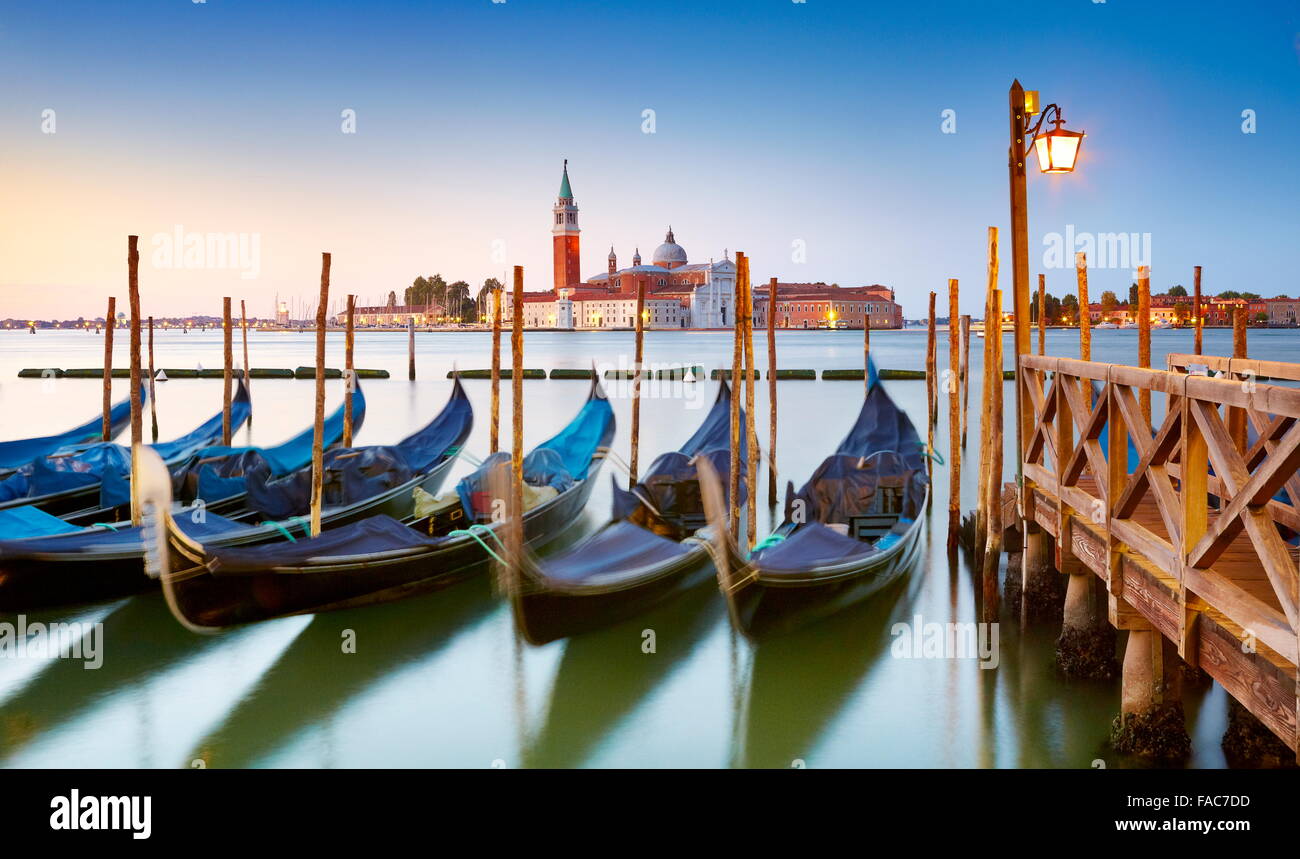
{"left": 1018, "top": 350, "right": 1300, "bottom": 757}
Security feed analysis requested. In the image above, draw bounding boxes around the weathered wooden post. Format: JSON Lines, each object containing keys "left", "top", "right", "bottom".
{"left": 728, "top": 253, "right": 744, "bottom": 539}
{"left": 240, "top": 299, "right": 252, "bottom": 427}
{"left": 863, "top": 297, "right": 871, "bottom": 396}
{"left": 741, "top": 255, "right": 757, "bottom": 550}
{"left": 102, "top": 296, "right": 115, "bottom": 441}
{"left": 147, "top": 315, "right": 158, "bottom": 442}
{"left": 1007, "top": 82, "right": 1032, "bottom": 496}
{"left": 1229, "top": 304, "right": 1248, "bottom": 452}
{"left": 344, "top": 294, "right": 356, "bottom": 446}
{"left": 1076, "top": 252, "right": 1090, "bottom": 361}
{"left": 960, "top": 315, "right": 970, "bottom": 447}
{"left": 1192, "top": 265, "right": 1203, "bottom": 356}
{"left": 947, "top": 280, "right": 961, "bottom": 555}
{"left": 1138, "top": 266, "right": 1152, "bottom": 428}
{"left": 511, "top": 266, "right": 525, "bottom": 526}
{"left": 982, "top": 286, "right": 1004, "bottom": 624}
{"left": 926, "top": 291, "right": 937, "bottom": 479}
{"left": 766, "top": 276, "right": 779, "bottom": 508}
{"left": 975, "top": 228, "right": 998, "bottom": 577}
{"left": 490, "top": 285, "right": 502, "bottom": 454}
{"left": 408, "top": 317, "right": 416, "bottom": 381}
{"left": 222, "top": 297, "right": 233, "bottom": 446}
{"left": 1037, "top": 274, "right": 1046, "bottom": 356}
{"left": 127, "top": 237, "right": 142, "bottom": 449}
{"left": 310, "top": 253, "right": 330, "bottom": 537}
{"left": 629, "top": 276, "right": 646, "bottom": 488}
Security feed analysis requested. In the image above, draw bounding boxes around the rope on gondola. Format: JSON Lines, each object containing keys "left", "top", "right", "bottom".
{"left": 262, "top": 516, "right": 310, "bottom": 543}
{"left": 449, "top": 523, "right": 507, "bottom": 565}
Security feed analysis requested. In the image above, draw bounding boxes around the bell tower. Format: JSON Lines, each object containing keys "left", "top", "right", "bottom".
{"left": 552, "top": 160, "right": 581, "bottom": 294}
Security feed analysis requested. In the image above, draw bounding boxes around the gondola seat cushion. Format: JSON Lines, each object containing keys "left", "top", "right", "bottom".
{"left": 536, "top": 520, "right": 694, "bottom": 586}
{"left": 751, "top": 522, "right": 878, "bottom": 575}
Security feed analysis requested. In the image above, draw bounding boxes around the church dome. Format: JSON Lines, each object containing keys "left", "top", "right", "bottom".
{"left": 651, "top": 227, "right": 687, "bottom": 267}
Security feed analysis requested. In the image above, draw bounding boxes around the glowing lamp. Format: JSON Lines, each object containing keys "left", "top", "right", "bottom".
{"left": 1032, "top": 112, "right": 1084, "bottom": 174}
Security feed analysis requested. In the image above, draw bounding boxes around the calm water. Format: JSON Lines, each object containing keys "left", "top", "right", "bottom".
{"left": 0, "top": 327, "right": 1295, "bottom": 768}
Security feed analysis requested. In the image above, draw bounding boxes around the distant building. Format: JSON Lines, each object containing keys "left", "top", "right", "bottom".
{"left": 752, "top": 282, "right": 903, "bottom": 329}
{"left": 509, "top": 162, "right": 900, "bottom": 330}
{"left": 275, "top": 300, "right": 290, "bottom": 326}
{"left": 1265, "top": 297, "right": 1300, "bottom": 326}
{"left": 507, "top": 162, "right": 737, "bottom": 329}
{"left": 336, "top": 293, "right": 443, "bottom": 327}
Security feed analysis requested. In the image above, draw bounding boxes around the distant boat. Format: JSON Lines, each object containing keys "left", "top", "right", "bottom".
{"left": 1152, "top": 319, "right": 1174, "bottom": 329}
{"left": 1119, "top": 320, "right": 1137, "bottom": 330}
{"left": 1094, "top": 322, "right": 1119, "bottom": 329}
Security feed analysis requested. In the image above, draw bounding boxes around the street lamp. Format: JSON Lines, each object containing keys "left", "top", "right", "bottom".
{"left": 1028, "top": 103, "right": 1085, "bottom": 174}
{"left": 1008, "top": 79, "right": 1084, "bottom": 593}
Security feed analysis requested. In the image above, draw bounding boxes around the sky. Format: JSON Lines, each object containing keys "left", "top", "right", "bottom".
{"left": 0, "top": 0, "right": 1297, "bottom": 320}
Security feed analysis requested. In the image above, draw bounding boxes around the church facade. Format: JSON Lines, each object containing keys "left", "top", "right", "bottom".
{"left": 509, "top": 162, "right": 902, "bottom": 330}
{"left": 510, "top": 163, "right": 736, "bottom": 329}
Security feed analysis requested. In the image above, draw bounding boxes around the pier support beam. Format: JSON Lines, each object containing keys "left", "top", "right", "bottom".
{"left": 1111, "top": 629, "right": 1190, "bottom": 761}
{"left": 1057, "top": 570, "right": 1117, "bottom": 679}
{"left": 1020, "top": 524, "right": 1060, "bottom": 622}
{"left": 1221, "top": 698, "right": 1298, "bottom": 769}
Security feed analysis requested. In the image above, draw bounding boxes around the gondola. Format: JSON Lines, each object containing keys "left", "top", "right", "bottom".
{"left": 0, "top": 389, "right": 138, "bottom": 472}
{"left": 0, "top": 380, "right": 393, "bottom": 610}
{"left": 140, "top": 376, "right": 613, "bottom": 631}
{"left": 508, "top": 380, "right": 743, "bottom": 645}
{"left": 697, "top": 365, "right": 929, "bottom": 637}
{"left": 0, "top": 379, "right": 252, "bottom": 522}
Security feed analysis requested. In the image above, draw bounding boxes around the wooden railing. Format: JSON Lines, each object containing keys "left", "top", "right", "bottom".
{"left": 1020, "top": 354, "right": 1300, "bottom": 671}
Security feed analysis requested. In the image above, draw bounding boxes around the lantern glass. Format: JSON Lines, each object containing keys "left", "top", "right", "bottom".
{"left": 1033, "top": 126, "right": 1084, "bottom": 173}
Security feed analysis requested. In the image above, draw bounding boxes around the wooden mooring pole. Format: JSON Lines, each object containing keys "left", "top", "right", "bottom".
{"left": 222, "top": 297, "right": 233, "bottom": 446}
{"left": 240, "top": 299, "right": 252, "bottom": 427}
{"left": 511, "top": 266, "right": 525, "bottom": 526}
{"left": 982, "top": 286, "right": 1004, "bottom": 624}
{"left": 490, "top": 285, "right": 502, "bottom": 454}
{"left": 102, "top": 296, "right": 115, "bottom": 441}
{"left": 630, "top": 276, "right": 646, "bottom": 488}
{"left": 127, "top": 236, "right": 142, "bottom": 450}
{"left": 741, "top": 254, "right": 757, "bottom": 550}
{"left": 1037, "top": 273, "right": 1046, "bottom": 356}
{"left": 960, "top": 315, "right": 970, "bottom": 447}
{"left": 926, "top": 291, "right": 937, "bottom": 479}
{"left": 408, "top": 317, "right": 416, "bottom": 381}
{"left": 344, "top": 294, "right": 356, "bottom": 447}
{"left": 947, "top": 280, "right": 960, "bottom": 554}
{"left": 1138, "top": 266, "right": 1152, "bottom": 428}
{"left": 147, "top": 315, "right": 158, "bottom": 442}
{"left": 1193, "top": 265, "right": 1203, "bottom": 356}
{"left": 310, "top": 253, "right": 330, "bottom": 537}
{"left": 863, "top": 299, "right": 871, "bottom": 394}
{"left": 1230, "top": 305, "right": 1248, "bottom": 452}
{"left": 728, "top": 254, "right": 743, "bottom": 540}
{"left": 766, "top": 276, "right": 778, "bottom": 508}
{"left": 1076, "top": 252, "right": 1090, "bottom": 361}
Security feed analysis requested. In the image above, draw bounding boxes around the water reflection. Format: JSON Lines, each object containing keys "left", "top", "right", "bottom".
{"left": 0, "top": 594, "right": 218, "bottom": 762}
{"left": 186, "top": 577, "right": 497, "bottom": 768}
{"left": 734, "top": 565, "right": 917, "bottom": 769}
{"left": 524, "top": 583, "right": 722, "bottom": 768}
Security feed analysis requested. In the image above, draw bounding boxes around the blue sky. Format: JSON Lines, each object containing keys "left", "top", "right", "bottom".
{"left": 1, "top": 0, "right": 1296, "bottom": 319}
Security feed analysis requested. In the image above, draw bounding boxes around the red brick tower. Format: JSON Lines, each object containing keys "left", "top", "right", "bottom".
{"left": 552, "top": 160, "right": 581, "bottom": 294}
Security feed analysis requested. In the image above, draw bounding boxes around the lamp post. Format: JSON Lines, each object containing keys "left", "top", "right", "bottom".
{"left": 1008, "top": 79, "right": 1085, "bottom": 615}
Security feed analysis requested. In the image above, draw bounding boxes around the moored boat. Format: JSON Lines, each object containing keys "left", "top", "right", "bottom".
{"left": 697, "top": 367, "right": 929, "bottom": 637}
{"left": 143, "top": 376, "right": 613, "bottom": 631}
{"left": 0, "top": 380, "right": 389, "bottom": 611}
{"left": 0, "top": 388, "right": 139, "bottom": 472}
{"left": 508, "top": 380, "right": 743, "bottom": 645}
{"left": 0, "top": 380, "right": 252, "bottom": 521}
